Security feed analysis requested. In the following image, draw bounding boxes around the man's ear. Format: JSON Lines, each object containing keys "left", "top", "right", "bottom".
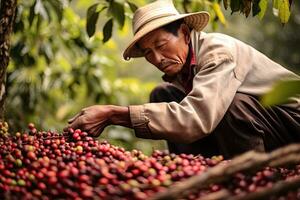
{"left": 180, "top": 23, "right": 191, "bottom": 44}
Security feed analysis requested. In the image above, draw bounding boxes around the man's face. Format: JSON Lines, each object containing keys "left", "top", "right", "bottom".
{"left": 138, "top": 24, "right": 190, "bottom": 76}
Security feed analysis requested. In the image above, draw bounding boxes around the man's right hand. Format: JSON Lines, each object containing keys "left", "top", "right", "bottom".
{"left": 64, "top": 105, "right": 113, "bottom": 137}
{"left": 64, "top": 105, "right": 132, "bottom": 137}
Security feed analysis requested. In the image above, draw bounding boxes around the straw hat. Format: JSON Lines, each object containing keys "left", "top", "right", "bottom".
{"left": 123, "top": 0, "right": 210, "bottom": 60}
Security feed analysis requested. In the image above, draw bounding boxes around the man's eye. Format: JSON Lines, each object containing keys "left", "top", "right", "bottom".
{"left": 157, "top": 44, "right": 165, "bottom": 49}
{"left": 144, "top": 50, "right": 151, "bottom": 56}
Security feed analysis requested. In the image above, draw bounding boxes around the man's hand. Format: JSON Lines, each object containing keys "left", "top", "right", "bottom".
{"left": 64, "top": 105, "right": 131, "bottom": 137}
{"left": 65, "top": 105, "right": 111, "bottom": 137}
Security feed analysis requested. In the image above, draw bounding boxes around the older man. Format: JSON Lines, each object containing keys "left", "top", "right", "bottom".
{"left": 66, "top": 0, "right": 300, "bottom": 158}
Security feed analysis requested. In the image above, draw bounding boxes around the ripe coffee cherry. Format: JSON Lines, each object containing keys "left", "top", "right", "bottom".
{"left": 26, "top": 152, "right": 36, "bottom": 160}
{"left": 28, "top": 123, "right": 35, "bottom": 130}
{"left": 72, "top": 132, "right": 80, "bottom": 139}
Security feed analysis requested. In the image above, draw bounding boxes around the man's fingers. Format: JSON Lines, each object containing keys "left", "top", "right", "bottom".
{"left": 86, "top": 123, "right": 99, "bottom": 136}
{"left": 68, "top": 109, "right": 87, "bottom": 123}
{"left": 63, "top": 126, "right": 69, "bottom": 132}
{"left": 63, "top": 116, "right": 84, "bottom": 133}
{"left": 68, "top": 116, "right": 84, "bottom": 130}
{"left": 88, "top": 122, "right": 106, "bottom": 137}
{"left": 68, "top": 113, "right": 81, "bottom": 123}
{"left": 89, "top": 126, "right": 102, "bottom": 137}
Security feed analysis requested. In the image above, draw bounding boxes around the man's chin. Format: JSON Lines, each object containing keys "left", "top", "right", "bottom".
{"left": 163, "top": 65, "right": 181, "bottom": 76}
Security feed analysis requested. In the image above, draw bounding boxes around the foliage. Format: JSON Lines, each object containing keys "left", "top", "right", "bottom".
{"left": 254, "top": 0, "right": 300, "bottom": 69}
{"left": 7, "top": 0, "right": 153, "bottom": 134}
{"left": 86, "top": 0, "right": 295, "bottom": 42}
{"left": 217, "top": 1, "right": 300, "bottom": 106}
{"left": 261, "top": 79, "right": 300, "bottom": 106}
{"left": 6, "top": 0, "right": 166, "bottom": 153}
{"left": 260, "top": 0, "right": 300, "bottom": 106}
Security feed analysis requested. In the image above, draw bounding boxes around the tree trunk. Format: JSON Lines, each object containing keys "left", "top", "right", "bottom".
{"left": 0, "top": 0, "right": 17, "bottom": 120}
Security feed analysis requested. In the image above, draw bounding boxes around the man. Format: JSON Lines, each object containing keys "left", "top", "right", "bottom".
{"left": 66, "top": 0, "right": 300, "bottom": 158}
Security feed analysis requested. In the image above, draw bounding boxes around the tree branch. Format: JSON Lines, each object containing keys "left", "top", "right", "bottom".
{"left": 229, "top": 176, "right": 300, "bottom": 200}
{"left": 151, "top": 143, "right": 300, "bottom": 200}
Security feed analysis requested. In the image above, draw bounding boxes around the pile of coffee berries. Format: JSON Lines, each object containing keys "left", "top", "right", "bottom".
{"left": 0, "top": 123, "right": 299, "bottom": 200}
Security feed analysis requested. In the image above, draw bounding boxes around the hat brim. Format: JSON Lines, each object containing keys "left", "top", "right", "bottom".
{"left": 123, "top": 11, "right": 209, "bottom": 60}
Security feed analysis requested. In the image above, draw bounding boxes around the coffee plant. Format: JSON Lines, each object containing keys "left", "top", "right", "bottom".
{"left": 87, "top": 0, "right": 295, "bottom": 42}
{"left": 0, "top": 122, "right": 300, "bottom": 200}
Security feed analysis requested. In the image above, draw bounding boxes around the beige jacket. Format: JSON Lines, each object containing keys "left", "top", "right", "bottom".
{"left": 129, "top": 31, "right": 300, "bottom": 143}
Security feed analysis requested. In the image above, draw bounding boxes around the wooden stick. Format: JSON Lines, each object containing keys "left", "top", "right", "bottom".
{"left": 269, "top": 154, "right": 300, "bottom": 168}
{"left": 197, "top": 189, "right": 231, "bottom": 200}
{"left": 150, "top": 143, "right": 300, "bottom": 200}
{"left": 228, "top": 176, "right": 300, "bottom": 200}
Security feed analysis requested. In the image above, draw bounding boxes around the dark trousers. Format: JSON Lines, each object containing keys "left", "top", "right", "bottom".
{"left": 150, "top": 83, "right": 300, "bottom": 159}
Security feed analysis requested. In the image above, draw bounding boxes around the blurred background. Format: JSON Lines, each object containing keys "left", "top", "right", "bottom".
{"left": 5, "top": 0, "right": 300, "bottom": 155}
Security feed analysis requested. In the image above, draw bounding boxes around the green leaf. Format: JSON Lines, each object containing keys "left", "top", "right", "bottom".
{"left": 258, "top": 0, "right": 268, "bottom": 19}
{"left": 126, "top": 1, "right": 138, "bottom": 12}
{"left": 103, "top": 18, "right": 113, "bottom": 43}
{"left": 86, "top": 3, "right": 101, "bottom": 37}
{"left": 252, "top": 0, "right": 261, "bottom": 17}
{"left": 212, "top": 2, "right": 226, "bottom": 25}
{"left": 47, "top": 0, "right": 64, "bottom": 22}
{"left": 109, "top": 1, "right": 125, "bottom": 29}
{"left": 34, "top": 0, "right": 49, "bottom": 21}
{"left": 96, "top": 4, "right": 107, "bottom": 12}
{"left": 273, "top": 0, "right": 279, "bottom": 9}
{"left": 230, "top": 0, "right": 241, "bottom": 13}
{"left": 86, "top": 3, "right": 108, "bottom": 37}
{"left": 278, "top": 0, "right": 290, "bottom": 24}
{"left": 28, "top": 3, "right": 35, "bottom": 26}
{"left": 261, "top": 80, "right": 300, "bottom": 106}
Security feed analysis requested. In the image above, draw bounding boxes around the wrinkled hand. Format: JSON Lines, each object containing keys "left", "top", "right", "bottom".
{"left": 64, "top": 105, "right": 112, "bottom": 137}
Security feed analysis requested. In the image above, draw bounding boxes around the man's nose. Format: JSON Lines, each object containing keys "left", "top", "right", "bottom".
{"left": 153, "top": 51, "right": 164, "bottom": 67}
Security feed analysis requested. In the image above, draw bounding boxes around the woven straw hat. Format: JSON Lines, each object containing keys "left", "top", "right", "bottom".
{"left": 123, "top": 0, "right": 210, "bottom": 60}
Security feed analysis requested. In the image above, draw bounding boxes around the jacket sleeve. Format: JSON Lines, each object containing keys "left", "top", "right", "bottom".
{"left": 129, "top": 51, "right": 248, "bottom": 144}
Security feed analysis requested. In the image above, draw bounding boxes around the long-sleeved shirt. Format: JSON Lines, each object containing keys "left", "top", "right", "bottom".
{"left": 128, "top": 31, "right": 300, "bottom": 143}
